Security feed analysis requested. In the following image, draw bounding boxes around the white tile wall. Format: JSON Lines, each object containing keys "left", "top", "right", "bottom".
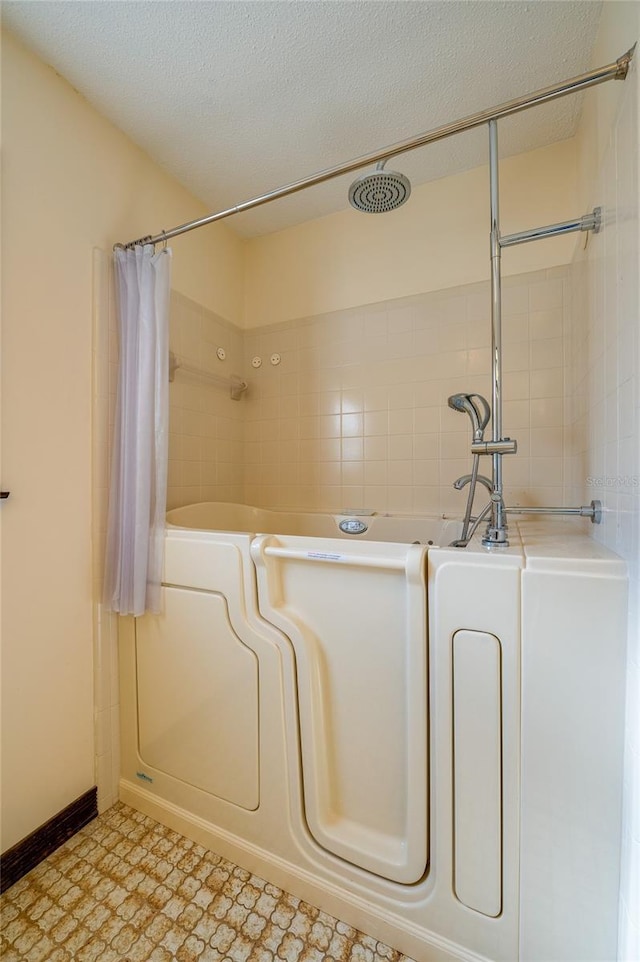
{"left": 243, "top": 268, "right": 570, "bottom": 516}
{"left": 566, "top": 60, "right": 639, "bottom": 961}
{"left": 167, "top": 291, "right": 245, "bottom": 509}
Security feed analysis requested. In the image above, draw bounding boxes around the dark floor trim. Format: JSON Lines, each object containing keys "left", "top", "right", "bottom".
{"left": 0, "top": 787, "right": 98, "bottom": 893}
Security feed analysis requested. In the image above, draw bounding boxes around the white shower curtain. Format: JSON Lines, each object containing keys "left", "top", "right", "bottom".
{"left": 104, "top": 244, "right": 171, "bottom": 616}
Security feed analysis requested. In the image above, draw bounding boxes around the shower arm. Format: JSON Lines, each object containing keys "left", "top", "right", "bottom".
{"left": 115, "top": 48, "right": 634, "bottom": 250}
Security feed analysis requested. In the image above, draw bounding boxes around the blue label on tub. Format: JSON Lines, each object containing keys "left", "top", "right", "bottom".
{"left": 136, "top": 771, "right": 154, "bottom": 783}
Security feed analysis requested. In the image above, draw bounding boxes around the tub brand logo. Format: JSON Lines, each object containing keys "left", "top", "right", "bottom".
{"left": 136, "top": 771, "right": 154, "bottom": 784}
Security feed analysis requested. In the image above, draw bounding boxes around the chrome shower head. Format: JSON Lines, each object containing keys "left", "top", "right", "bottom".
{"left": 447, "top": 393, "right": 491, "bottom": 441}
{"left": 348, "top": 161, "right": 411, "bottom": 213}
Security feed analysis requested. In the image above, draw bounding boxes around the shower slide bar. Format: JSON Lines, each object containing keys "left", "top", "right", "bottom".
{"left": 115, "top": 48, "right": 633, "bottom": 250}
{"left": 169, "top": 350, "right": 248, "bottom": 400}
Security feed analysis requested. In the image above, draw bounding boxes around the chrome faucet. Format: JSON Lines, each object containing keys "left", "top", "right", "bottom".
{"left": 447, "top": 392, "right": 495, "bottom": 546}
{"left": 453, "top": 473, "right": 493, "bottom": 493}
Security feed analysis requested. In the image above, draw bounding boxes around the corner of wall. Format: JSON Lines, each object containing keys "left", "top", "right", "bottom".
{"left": 566, "top": 6, "right": 639, "bottom": 956}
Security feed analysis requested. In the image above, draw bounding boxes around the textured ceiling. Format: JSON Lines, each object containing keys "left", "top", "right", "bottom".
{"left": 2, "top": 1, "right": 604, "bottom": 238}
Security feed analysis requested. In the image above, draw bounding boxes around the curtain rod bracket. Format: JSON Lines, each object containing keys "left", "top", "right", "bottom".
{"left": 616, "top": 44, "right": 636, "bottom": 79}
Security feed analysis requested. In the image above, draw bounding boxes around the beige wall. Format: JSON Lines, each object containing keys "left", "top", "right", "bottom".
{"left": 243, "top": 139, "right": 578, "bottom": 328}
{"left": 0, "top": 29, "right": 243, "bottom": 850}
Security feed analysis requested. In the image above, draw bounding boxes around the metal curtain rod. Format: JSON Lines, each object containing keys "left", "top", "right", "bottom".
{"left": 116, "top": 47, "right": 634, "bottom": 250}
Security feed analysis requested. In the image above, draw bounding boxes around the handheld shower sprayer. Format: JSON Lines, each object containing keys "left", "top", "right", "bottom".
{"left": 448, "top": 393, "right": 492, "bottom": 546}
{"left": 447, "top": 393, "right": 491, "bottom": 441}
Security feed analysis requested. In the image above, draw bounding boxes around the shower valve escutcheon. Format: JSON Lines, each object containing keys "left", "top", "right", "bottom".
{"left": 470, "top": 438, "right": 518, "bottom": 456}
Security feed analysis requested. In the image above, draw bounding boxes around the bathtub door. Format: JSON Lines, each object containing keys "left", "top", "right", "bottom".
{"left": 135, "top": 586, "right": 260, "bottom": 811}
{"left": 251, "top": 535, "right": 429, "bottom": 885}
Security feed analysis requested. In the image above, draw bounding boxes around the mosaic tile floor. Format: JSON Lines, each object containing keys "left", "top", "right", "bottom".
{"left": 1, "top": 802, "right": 418, "bottom": 962}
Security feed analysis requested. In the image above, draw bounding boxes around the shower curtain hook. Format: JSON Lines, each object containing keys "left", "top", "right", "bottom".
{"left": 160, "top": 230, "right": 168, "bottom": 251}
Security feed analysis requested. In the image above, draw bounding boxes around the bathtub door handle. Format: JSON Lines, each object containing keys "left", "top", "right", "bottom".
{"left": 262, "top": 545, "right": 407, "bottom": 571}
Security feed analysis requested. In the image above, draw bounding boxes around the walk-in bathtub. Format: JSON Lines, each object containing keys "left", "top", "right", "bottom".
{"left": 165, "top": 500, "right": 463, "bottom": 545}
{"left": 119, "top": 503, "right": 627, "bottom": 962}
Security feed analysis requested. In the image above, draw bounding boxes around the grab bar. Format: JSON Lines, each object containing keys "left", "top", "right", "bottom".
{"left": 499, "top": 208, "right": 602, "bottom": 248}
{"left": 263, "top": 546, "right": 407, "bottom": 570}
{"left": 169, "top": 351, "right": 248, "bottom": 400}
{"left": 506, "top": 500, "right": 602, "bottom": 523}
{"left": 253, "top": 536, "right": 427, "bottom": 591}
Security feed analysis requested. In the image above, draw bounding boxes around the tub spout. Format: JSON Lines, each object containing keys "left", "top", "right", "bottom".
{"left": 453, "top": 473, "right": 493, "bottom": 493}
